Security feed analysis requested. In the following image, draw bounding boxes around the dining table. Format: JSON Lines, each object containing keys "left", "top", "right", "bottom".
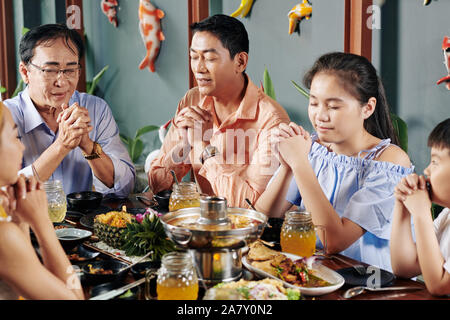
{"left": 68, "top": 194, "right": 449, "bottom": 301}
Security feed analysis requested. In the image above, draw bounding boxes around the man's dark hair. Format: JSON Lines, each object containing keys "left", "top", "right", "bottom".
{"left": 190, "top": 14, "right": 249, "bottom": 59}
{"left": 428, "top": 118, "right": 450, "bottom": 151}
{"left": 19, "top": 24, "right": 84, "bottom": 64}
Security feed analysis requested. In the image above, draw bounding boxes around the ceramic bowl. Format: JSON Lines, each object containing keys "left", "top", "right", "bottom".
{"left": 55, "top": 228, "right": 92, "bottom": 251}
{"left": 82, "top": 260, "right": 130, "bottom": 285}
{"left": 130, "top": 261, "right": 161, "bottom": 280}
{"left": 67, "top": 191, "right": 103, "bottom": 212}
{"left": 153, "top": 190, "right": 172, "bottom": 211}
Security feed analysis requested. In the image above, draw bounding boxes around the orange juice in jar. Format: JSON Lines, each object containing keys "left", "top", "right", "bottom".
{"left": 280, "top": 210, "right": 316, "bottom": 257}
{"left": 156, "top": 252, "right": 199, "bottom": 300}
{"left": 168, "top": 182, "right": 200, "bottom": 211}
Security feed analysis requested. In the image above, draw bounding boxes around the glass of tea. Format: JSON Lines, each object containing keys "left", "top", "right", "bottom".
{"left": 280, "top": 210, "right": 326, "bottom": 257}
{"left": 145, "top": 252, "right": 199, "bottom": 300}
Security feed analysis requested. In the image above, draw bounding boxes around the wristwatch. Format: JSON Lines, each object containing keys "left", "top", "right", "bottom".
{"left": 83, "top": 141, "right": 103, "bottom": 160}
{"left": 200, "top": 145, "right": 219, "bottom": 164}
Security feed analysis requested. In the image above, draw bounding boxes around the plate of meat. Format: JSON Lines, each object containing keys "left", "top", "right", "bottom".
{"left": 243, "top": 241, "right": 345, "bottom": 296}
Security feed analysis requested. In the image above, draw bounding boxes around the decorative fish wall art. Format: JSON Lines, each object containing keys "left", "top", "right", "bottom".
{"left": 288, "top": 0, "right": 312, "bottom": 35}
{"left": 138, "top": 0, "right": 165, "bottom": 73}
{"left": 437, "top": 36, "right": 450, "bottom": 90}
{"left": 101, "top": 0, "right": 119, "bottom": 27}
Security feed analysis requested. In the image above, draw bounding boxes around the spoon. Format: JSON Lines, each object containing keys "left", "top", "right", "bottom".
{"left": 118, "top": 251, "right": 153, "bottom": 273}
{"left": 343, "top": 285, "right": 423, "bottom": 299}
{"left": 170, "top": 170, "right": 179, "bottom": 185}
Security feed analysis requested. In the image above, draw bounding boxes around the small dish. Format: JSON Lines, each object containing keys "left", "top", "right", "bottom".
{"left": 67, "top": 244, "right": 100, "bottom": 263}
{"left": 55, "top": 228, "right": 92, "bottom": 251}
{"left": 67, "top": 191, "right": 103, "bottom": 212}
{"left": 130, "top": 261, "right": 161, "bottom": 280}
{"left": 90, "top": 281, "right": 140, "bottom": 300}
{"left": 153, "top": 190, "right": 172, "bottom": 212}
{"left": 82, "top": 260, "right": 130, "bottom": 285}
{"left": 243, "top": 252, "right": 345, "bottom": 296}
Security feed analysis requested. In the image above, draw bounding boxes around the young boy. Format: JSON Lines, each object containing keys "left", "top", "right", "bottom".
{"left": 390, "top": 118, "right": 450, "bottom": 296}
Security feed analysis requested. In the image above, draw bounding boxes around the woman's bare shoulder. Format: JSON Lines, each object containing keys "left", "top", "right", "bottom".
{"left": 376, "top": 144, "right": 411, "bottom": 168}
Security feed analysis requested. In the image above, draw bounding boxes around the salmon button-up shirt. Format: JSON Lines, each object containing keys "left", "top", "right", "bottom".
{"left": 148, "top": 75, "right": 290, "bottom": 208}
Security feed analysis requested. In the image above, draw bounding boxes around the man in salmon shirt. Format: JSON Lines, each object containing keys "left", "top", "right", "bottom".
{"left": 148, "top": 14, "right": 290, "bottom": 208}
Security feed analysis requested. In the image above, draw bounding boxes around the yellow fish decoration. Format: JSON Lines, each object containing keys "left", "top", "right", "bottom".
{"left": 288, "top": 0, "right": 312, "bottom": 35}
{"left": 230, "top": 0, "right": 254, "bottom": 18}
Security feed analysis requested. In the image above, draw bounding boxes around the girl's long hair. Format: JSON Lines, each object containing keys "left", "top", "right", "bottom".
{"left": 303, "top": 52, "right": 400, "bottom": 146}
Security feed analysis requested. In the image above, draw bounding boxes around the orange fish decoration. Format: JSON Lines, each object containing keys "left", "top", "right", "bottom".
{"left": 101, "top": 0, "right": 119, "bottom": 27}
{"left": 138, "top": 0, "right": 165, "bottom": 73}
{"left": 437, "top": 36, "right": 450, "bottom": 90}
{"left": 288, "top": 0, "right": 312, "bottom": 35}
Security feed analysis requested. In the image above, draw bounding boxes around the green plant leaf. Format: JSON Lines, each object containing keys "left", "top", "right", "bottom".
{"left": 12, "top": 79, "right": 25, "bottom": 98}
{"left": 390, "top": 113, "right": 408, "bottom": 152}
{"left": 119, "top": 134, "right": 131, "bottom": 146}
{"left": 131, "top": 139, "right": 144, "bottom": 163}
{"left": 22, "top": 27, "right": 30, "bottom": 36}
{"left": 291, "top": 80, "right": 310, "bottom": 99}
{"left": 263, "top": 67, "right": 276, "bottom": 101}
{"left": 0, "top": 86, "right": 6, "bottom": 94}
{"left": 135, "top": 125, "right": 159, "bottom": 139}
{"left": 87, "top": 65, "right": 109, "bottom": 95}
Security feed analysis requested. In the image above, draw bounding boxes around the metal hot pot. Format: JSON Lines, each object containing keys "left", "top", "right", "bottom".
{"left": 160, "top": 196, "right": 268, "bottom": 284}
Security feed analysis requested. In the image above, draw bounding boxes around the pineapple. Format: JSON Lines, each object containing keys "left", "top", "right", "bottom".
{"left": 93, "top": 207, "right": 134, "bottom": 248}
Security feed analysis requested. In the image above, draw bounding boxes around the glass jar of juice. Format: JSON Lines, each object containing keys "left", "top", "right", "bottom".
{"left": 168, "top": 182, "right": 200, "bottom": 211}
{"left": 43, "top": 180, "right": 67, "bottom": 223}
{"left": 280, "top": 210, "right": 316, "bottom": 258}
{"left": 156, "top": 252, "right": 199, "bottom": 300}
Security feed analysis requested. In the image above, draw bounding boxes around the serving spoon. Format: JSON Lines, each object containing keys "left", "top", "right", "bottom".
{"left": 343, "top": 285, "right": 423, "bottom": 299}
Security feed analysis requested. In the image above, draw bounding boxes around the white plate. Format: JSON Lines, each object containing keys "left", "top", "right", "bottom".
{"left": 242, "top": 252, "right": 345, "bottom": 296}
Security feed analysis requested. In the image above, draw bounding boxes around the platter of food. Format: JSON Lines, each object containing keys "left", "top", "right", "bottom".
{"left": 242, "top": 241, "right": 345, "bottom": 296}
{"left": 203, "top": 278, "right": 301, "bottom": 300}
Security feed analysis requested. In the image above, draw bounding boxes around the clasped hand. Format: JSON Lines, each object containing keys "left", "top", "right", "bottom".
{"left": 174, "top": 106, "right": 213, "bottom": 147}
{"left": 272, "top": 122, "right": 312, "bottom": 169}
{"left": 394, "top": 173, "right": 432, "bottom": 216}
{"left": 0, "top": 175, "right": 49, "bottom": 226}
{"left": 55, "top": 103, "right": 93, "bottom": 151}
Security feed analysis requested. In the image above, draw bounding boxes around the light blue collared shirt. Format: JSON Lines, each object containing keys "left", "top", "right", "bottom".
{"left": 3, "top": 88, "right": 135, "bottom": 198}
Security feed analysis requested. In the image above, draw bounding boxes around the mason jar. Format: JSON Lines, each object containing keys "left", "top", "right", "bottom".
{"left": 155, "top": 252, "right": 199, "bottom": 300}
{"left": 43, "top": 180, "right": 67, "bottom": 223}
{"left": 280, "top": 210, "right": 317, "bottom": 258}
{"left": 168, "top": 182, "right": 200, "bottom": 212}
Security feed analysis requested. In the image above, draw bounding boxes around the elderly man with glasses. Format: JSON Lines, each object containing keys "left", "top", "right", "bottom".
{"left": 3, "top": 24, "right": 135, "bottom": 198}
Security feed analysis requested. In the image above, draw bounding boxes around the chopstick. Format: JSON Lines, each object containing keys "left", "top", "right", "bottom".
{"left": 89, "top": 278, "right": 146, "bottom": 300}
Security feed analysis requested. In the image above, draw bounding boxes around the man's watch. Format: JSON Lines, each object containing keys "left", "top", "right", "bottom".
{"left": 200, "top": 145, "right": 219, "bottom": 164}
{"left": 83, "top": 141, "right": 103, "bottom": 160}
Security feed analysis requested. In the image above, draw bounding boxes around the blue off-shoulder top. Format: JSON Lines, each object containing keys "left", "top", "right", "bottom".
{"left": 284, "top": 134, "right": 414, "bottom": 272}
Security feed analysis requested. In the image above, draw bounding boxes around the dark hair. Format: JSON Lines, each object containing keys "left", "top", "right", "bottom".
{"left": 428, "top": 118, "right": 450, "bottom": 151}
{"left": 190, "top": 14, "right": 249, "bottom": 59}
{"left": 303, "top": 52, "right": 400, "bottom": 145}
{"left": 19, "top": 24, "right": 84, "bottom": 64}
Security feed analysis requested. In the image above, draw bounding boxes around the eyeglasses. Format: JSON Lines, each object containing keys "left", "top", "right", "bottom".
{"left": 28, "top": 62, "right": 81, "bottom": 80}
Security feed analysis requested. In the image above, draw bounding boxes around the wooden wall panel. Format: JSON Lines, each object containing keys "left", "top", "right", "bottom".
{"left": 0, "top": 0, "right": 17, "bottom": 100}
{"left": 344, "top": 0, "right": 373, "bottom": 61}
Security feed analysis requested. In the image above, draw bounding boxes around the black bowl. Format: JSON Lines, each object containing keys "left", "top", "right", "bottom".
{"left": 154, "top": 190, "right": 172, "bottom": 211}
{"left": 67, "top": 191, "right": 103, "bottom": 212}
{"left": 130, "top": 261, "right": 161, "bottom": 280}
{"left": 55, "top": 228, "right": 92, "bottom": 251}
{"left": 67, "top": 244, "right": 100, "bottom": 264}
{"left": 82, "top": 260, "right": 130, "bottom": 285}
{"left": 90, "top": 281, "right": 140, "bottom": 300}
{"left": 260, "top": 217, "right": 284, "bottom": 248}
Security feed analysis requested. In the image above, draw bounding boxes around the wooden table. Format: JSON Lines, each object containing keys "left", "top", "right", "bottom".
{"left": 81, "top": 195, "right": 448, "bottom": 300}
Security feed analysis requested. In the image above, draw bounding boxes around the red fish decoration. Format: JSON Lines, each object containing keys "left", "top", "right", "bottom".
{"left": 437, "top": 36, "right": 450, "bottom": 90}
{"left": 101, "top": 0, "right": 119, "bottom": 27}
{"left": 138, "top": 0, "right": 165, "bottom": 73}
